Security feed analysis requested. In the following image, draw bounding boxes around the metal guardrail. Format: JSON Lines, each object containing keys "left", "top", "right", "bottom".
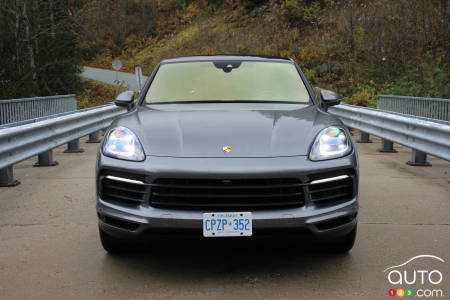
{"left": 329, "top": 104, "right": 450, "bottom": 166}
{"left": 0, "top": 104, "right": 126, "bottom": 186}
{"left": 0, "top": 104, "right": 113, "bottom": 129}
{"left": 377, "top": 95, "right": 450, "bottom": 121}
{"left": 0, "top": 94, "right": 77, "bottom": 125}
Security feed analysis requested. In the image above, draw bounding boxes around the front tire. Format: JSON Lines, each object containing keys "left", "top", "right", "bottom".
{"left": 99, "top": 227, "right": 129, "bottom": 254}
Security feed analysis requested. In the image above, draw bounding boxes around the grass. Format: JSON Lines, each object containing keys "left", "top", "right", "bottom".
{"left": 77, "top": 79, "right": 126, "bottom": 109}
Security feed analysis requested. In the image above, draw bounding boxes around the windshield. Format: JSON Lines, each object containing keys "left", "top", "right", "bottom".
{"left": 145, "top": 61, "right": 310, "bottom": 104}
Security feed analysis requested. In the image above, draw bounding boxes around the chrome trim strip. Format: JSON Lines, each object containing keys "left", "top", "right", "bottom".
{"left": 310, "top": 175, "right": 349, "bottom": 185}
{"left": 105, "top": 175, "right": 145, "bottom": 185}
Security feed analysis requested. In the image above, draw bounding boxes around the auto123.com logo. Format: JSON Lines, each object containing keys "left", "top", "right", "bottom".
{"left": 384, "top": 255, "right": 445, "bottom": 298}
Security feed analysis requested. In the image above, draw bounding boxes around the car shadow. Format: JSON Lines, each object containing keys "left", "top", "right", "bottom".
{"left": 100, "top": 237, "right": 355, "bottom": 284}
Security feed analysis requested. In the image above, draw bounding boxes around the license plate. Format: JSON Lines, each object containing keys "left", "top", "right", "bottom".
{"left": 203, "top": 212, "right": 252, "bottom": 237}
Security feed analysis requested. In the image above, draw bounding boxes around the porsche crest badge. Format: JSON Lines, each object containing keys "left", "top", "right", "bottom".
{"left": 222, "top": 146, "right": 232, "bottom": 153}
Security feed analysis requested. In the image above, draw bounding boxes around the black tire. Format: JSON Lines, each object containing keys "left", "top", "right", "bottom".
{"left": 99, "top": 227, "right": 128, "bottom": 254}
{"left": 327, "top": 225, "right": 357, "bottom": 254}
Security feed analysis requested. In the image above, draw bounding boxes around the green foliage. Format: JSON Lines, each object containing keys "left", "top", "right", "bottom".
{"left": 385, "top": 56, "right": 450, "bottom": 98}
{"left": 343, "top": 82, "right": 380, "bottom": 108}
{"left": 283, "top": 0, "right": 322, "bottom": 25}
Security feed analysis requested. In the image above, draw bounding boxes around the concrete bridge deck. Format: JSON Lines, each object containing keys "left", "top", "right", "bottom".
{"left": 0, "top": 137, "right": 449, "bottom": 299}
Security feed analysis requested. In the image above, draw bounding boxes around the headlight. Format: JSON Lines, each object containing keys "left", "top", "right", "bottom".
{"left": 309, "top": 126, "right": 351, "bottom": 161}
{"left": 103, "top": 127, "right": 145, "bottom": 161}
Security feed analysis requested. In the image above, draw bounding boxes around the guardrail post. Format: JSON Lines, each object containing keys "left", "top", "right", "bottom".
{"left": 357, "top": 131, "right": 372, "bottom": 143}
{"left": 378, "top": 139, "right": 397, "bottom": 153}
{"left": 407, "top": 150, "right": 431, "bottom": 167}
{"left": 86, "top": 131, "right": 101, "bottom": 143}
{"left": 64, "top": 139, "right": 85, "bottom": 153}
{"left": 0, "top": 166, "right": 20, "bottom": 187}
{"left": 34, "top": 150, "right": 58, "bottom": 167}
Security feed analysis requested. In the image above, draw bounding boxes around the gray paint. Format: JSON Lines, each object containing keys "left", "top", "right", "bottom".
{"left": 111, "top": 104, "right": 343, "bottom": 158}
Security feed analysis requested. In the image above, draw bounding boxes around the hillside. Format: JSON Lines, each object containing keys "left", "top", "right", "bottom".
{"left": 79, "top": 0, "right": 450, "bottom": 106}
{"left": 86, "top": 2, "right": 295, "bottom": 72}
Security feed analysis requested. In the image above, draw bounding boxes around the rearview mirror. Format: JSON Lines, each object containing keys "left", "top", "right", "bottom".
{"left": 114, "top": 90, "right": 135, "bottom": 108}
{"left": 319, "top": 89, "right": 342, "bottom": 110}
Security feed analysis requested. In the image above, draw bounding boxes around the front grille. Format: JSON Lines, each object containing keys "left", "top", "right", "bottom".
{"left": 307, "top": 173, "right": 355, "bottom": 204}
{"left": 100, "top": 174, "right": 148, "bottom": 206}
{"left": 149, "top": 178, "right": 305, "bottom": 209}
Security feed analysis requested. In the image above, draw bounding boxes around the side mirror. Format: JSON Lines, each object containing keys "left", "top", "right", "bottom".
{"left": 319, "top": 89, "right": 342, "bottom": 110}
{"left": 114, "top": 90, "right": 135, "bottom": 108}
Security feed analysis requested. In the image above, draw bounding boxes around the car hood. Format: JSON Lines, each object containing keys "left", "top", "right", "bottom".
{"left": 114, "top": 104, "right": 339, "bottom": 158}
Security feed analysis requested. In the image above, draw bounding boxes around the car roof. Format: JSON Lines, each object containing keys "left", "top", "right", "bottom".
{"left": 160, "top": 55, "right": 293, "bottom": 64}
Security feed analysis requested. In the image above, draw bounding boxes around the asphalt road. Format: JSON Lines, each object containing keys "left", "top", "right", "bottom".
{"left": 0, "top": 137, "right": 449, "bottom": 299}
{"left": 81, "top": 67, "right": 148, "bottom": 92}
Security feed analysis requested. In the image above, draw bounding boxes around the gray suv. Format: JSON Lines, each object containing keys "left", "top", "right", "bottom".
{"left": 96, "top": 55, "right": 358, "bottom": 254}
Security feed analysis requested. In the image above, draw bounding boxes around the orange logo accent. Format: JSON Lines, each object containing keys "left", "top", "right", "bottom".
{"left": 222, "top": 146, "right": 232, "bottom": 153}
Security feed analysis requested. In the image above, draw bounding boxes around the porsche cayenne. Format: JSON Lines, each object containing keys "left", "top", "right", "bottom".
{"left": 96, "top": 55, "right": 358, "bottom": 254}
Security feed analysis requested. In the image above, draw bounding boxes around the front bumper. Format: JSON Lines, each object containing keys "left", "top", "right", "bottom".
{"left": 96, "top": 154, "right": 358, "bottom": 240}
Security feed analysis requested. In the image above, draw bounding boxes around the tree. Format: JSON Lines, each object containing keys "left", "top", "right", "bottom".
{"left": 0, "top": 0, "right": 82, "bottom": 99}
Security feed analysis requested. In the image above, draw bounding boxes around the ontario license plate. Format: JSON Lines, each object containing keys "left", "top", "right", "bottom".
{"left": 203, "top": 212, "right": 252, "bottom": 237}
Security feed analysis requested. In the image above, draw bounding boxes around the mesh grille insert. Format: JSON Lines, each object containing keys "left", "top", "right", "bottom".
{"left": 150, "top": 178, "right": 305, "bottom": 209}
